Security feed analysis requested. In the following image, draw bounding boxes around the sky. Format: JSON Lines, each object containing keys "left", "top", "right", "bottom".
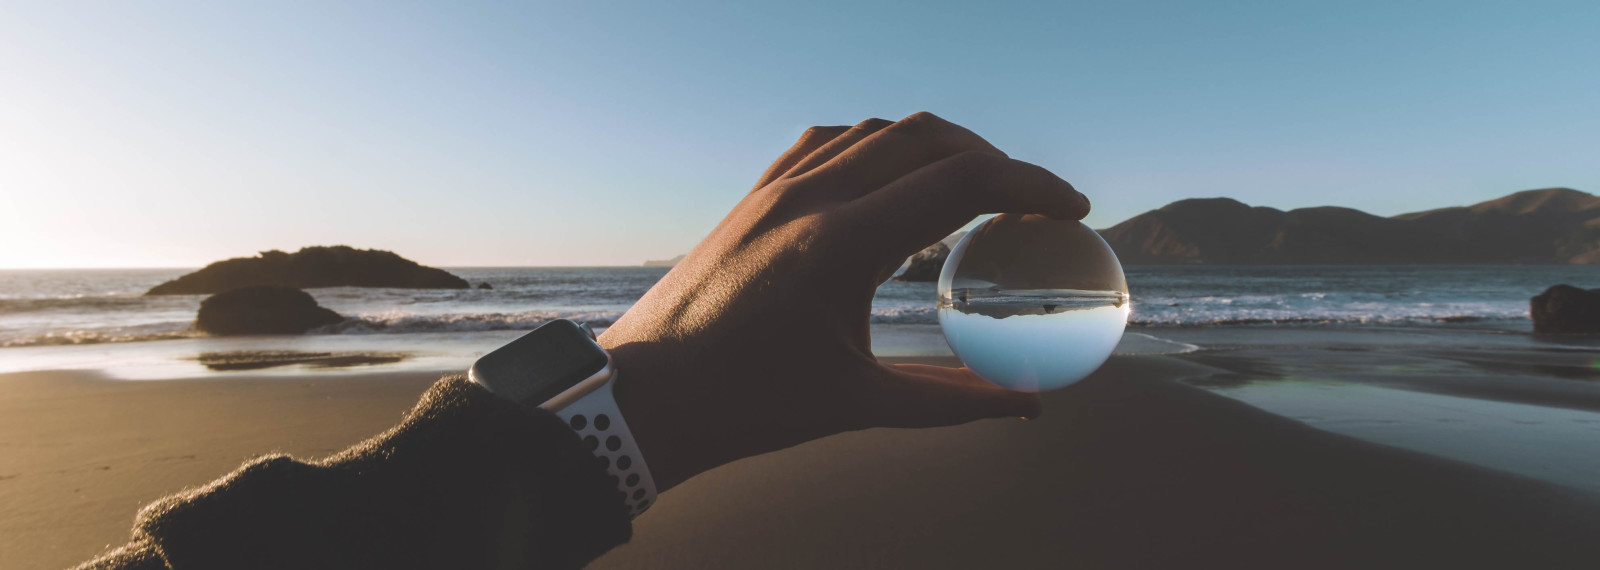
{"left": 2, "top": 1, "right": 1597, "bottom": 268}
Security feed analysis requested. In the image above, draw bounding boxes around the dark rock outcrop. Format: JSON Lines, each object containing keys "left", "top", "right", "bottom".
{"left": 196, "top": 286, "right": 345, "bottom": 335}
{"left": 477, "top": 282, "right": 494, "bottom": 290}
{"left": 147, "top": 246, "right": 469, "bottom": 295}
{"left": 1098, "top": 188, "right": 1600, "bottom": 265}
{"left": 895, "top": 242, "right": 950, "bottom": 282}
{"left": 1531, "top": 284, "right": 1600, "bottom": 334}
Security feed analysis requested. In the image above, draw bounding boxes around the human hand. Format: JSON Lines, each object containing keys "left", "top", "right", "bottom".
{"left": 599, "top": 112, "right": 1090, "bottom": 491}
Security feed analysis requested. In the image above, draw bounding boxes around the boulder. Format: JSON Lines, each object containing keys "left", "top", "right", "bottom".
{"left": 196, "top": 286, "right": 345, "bottom": 335}
{"left": 477, "top": 282, "right": 494, "bottom": 290}
{"left": 895, "top": 242, "right": 950, "bottom": 282}
{"left": 147, "top": 246, "right": 470, "bottom": 295}
{"left": 1530, "top": 284, "right": 1600, "bottom": 334}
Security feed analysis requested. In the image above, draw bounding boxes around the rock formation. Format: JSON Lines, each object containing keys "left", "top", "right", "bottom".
{"left": 195, "top": 286, "right": 345, "bottom": 335}
{"left": 895, "top": 242, "right": 950, "bottom": 282}
{"left": 1531, "top": 284, "right": 1600, "bottom": 334}
{"left": 147, "top": 246, "right": 470, "bottom": 295}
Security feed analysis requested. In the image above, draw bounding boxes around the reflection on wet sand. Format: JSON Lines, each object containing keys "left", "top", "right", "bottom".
{"left": 193, "top": 350, "right": 409, "bottom": 371}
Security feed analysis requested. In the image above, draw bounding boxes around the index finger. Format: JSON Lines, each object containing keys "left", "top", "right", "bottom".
{"left": 751, "top": 125, "right": 851, "bottom": 190}
{"left": 846, "top": 151, "right": 1090, "bottom": 262}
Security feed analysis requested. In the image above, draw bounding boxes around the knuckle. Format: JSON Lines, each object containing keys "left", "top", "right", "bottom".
{"left": 902, "top": 111, "right": 946, "bottom": 125}
{"left": 855, "top": 117, "right": 893, "bottom": 131}
{"left": 893, "top": 111, "right": 954, "bottom": 135}
{"left": 802, "top": 125, "right": 848, "bottom": 140}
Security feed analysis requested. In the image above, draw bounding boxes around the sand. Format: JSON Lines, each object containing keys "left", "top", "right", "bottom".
{"left": 4, "top": 356, "right": 1600, "bottom": 569}
{"left": 0, "top": 369, "right": 442, "bottom": 568}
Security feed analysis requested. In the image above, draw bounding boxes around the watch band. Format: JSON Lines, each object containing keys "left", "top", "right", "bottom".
{"left": 548, "top": 375, "right": 658, "bottom": 518}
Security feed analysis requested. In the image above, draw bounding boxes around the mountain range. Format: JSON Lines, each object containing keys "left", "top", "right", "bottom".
{"left": 1097, "top": 187, "right": 1600, "bottom": 265}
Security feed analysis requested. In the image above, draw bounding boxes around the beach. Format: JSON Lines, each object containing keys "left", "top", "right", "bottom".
{"left": 5, "top": 266, "right": 1600, "bottom": 567}
{"left": 5, "top": 347, "right": 1600, "bottom": 569}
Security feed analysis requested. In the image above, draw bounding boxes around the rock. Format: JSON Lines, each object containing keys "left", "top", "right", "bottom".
{"left": 147, "top": 246, "right": 470, "bottom": 295}
{"left": 477, "top": 282, "right": 494, "bottom": 290}
{"left": 1531, "top": 284, "right": 1600, "bottom": 334}
{"left": 895, "top": 242, "right": 950, "bottom": 282}
{"left": 196, "top": 286, "right": 345, "bottom": 335}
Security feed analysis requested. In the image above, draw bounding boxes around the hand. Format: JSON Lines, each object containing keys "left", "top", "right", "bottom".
{"left": 599, "top": 112, "right": 1091, "bottom": 491}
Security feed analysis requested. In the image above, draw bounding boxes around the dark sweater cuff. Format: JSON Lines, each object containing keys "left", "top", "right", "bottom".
{"left": 130, "top": 374, "right": 631, "bottom": 570}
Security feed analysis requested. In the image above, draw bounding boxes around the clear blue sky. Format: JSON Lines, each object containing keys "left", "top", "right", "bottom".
{"left": 2, "top": 0, "right": 1596, "bottom": 268}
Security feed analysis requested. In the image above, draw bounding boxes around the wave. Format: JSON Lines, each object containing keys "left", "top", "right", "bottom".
{"left": 1, "top": 328, "right": 202, "bottom": 348}
{"left": 0, "top": 305, "right": 1534, "bottom": 348}
{"left": 320, "top": 310, "right": 626, "bottom": 334}
{"left": 330, "top": 307, "right": 948, "bottom": 331}
{"left": 0, "top": 295, "right": 177, "bottom": 313}
{"left": 1128, "top": 314, "right": 1523, "bottom": 327}
{"left": 325, "top": 307, "right": 1530, "bottom": 331}
{"left": 868, "top": 307, "right": 937, "bottom": 324}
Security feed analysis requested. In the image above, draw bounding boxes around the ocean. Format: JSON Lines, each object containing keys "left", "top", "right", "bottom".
{"left": 4, "top": 265, "right": 1595, "bottom": 347}
{"left": 2, "top": 264, "right": 1595, "bottom": 378}
{"left": 4, "top": 265, "right": 1600, "bottom": 494}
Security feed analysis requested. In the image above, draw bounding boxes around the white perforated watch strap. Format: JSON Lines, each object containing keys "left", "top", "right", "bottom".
{"left": 550, "top": 378, "right": 657, "bottom": 518}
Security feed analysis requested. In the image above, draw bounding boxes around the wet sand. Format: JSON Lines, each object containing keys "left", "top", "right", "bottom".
{"left": 4, "top": 355, "right": 1600, "bottom": 569}
{"left": 190, "top": 350, "right": 411, "bottom": 371}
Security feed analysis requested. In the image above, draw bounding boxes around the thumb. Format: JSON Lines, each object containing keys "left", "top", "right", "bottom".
{"left": 867, "top": 363, "right": 1043, "bottom": 429}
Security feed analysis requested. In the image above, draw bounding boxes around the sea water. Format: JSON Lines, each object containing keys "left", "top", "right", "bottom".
{"left": 2, "top": 264, "right": 1597, "bottom": 378}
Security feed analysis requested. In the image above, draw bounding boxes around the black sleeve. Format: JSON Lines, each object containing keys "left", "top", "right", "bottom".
{"left": 74, "top": 374, "right": 633, "bottom": 570}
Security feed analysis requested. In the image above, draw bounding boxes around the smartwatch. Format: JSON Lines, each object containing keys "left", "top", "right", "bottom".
{"left": 468, "top": 319, "right": 657, "bottom": 518}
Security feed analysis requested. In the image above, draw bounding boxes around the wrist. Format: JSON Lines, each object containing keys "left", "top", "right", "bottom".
{"left": 469, "top": 320, "right": 661, "bottom": 516}
{"left": 600, "top": 337, "right": 704, "bottom": 493}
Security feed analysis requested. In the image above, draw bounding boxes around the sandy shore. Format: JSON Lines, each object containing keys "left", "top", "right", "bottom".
{"left": 5, "top": 356, "right": 1600, "bottom": 569}
{"left": 0, "top": 369, "right": 443, "bottom": 568}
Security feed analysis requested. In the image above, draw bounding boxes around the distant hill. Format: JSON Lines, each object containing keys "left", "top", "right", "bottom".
{"left": 643, "top": 254, "right": 686, "bottom": 267}
{"left": 147, "top": 246, "right": 470, "bottom": 295}
{"left": 1097, "top": 188, "right": 1600, "bottom": 265}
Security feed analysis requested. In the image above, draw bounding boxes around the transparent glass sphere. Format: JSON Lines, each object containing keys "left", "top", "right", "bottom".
{"left": 938, "top": 214, "right": 1130, "bottom": 392}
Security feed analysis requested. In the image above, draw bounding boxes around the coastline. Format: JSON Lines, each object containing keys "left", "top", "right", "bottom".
{"left": 5, "top": 353, "right": 1600, "bottom": 568}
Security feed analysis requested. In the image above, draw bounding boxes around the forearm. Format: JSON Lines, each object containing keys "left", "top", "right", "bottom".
{"left": 77, "top": 375, "right": 631, "bottom": 570}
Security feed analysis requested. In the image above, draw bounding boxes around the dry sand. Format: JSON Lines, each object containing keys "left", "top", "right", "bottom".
{"left": 3, "top": 356, "right": 1599, "bottom": 569}
{"left": 0, "top": 369, "right": 441, "bottom": 568}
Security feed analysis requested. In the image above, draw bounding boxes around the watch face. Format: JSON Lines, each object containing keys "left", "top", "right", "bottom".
{"left": 470, "top": 320, "right": 610, "bottom": 407}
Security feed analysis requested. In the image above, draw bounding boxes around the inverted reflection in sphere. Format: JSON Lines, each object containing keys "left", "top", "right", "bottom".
{"left": 937, "top": 215, "right": 1130, "bottom": 392}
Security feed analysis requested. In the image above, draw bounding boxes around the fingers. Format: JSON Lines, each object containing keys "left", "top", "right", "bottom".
{"left": 774, "top": 118, "right": 894, "bottom": 182}
{"left": 791, "top": 112, "right": 1007, "bottom": 202}
{"left": 752, "top": 125, "right": 850, "bottom": 190}
{"left": 849, "top": 151, "right": 1090, "bottom": 261}
{"left": 869, "top": 363, "right": 1043, "bottom": 428}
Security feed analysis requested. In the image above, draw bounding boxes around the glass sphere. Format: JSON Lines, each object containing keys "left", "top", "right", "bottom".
{"left": 938, "top": 214, "right": 1130, "bottom": 392}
